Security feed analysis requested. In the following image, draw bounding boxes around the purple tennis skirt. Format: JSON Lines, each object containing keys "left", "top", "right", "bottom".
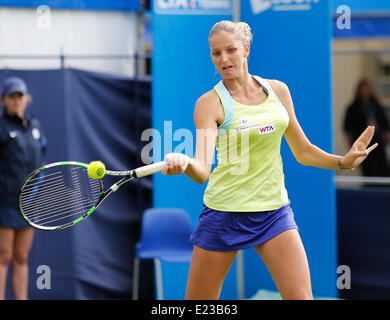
{"left": 189, "top": 203, "right": 298, "bottom": 251}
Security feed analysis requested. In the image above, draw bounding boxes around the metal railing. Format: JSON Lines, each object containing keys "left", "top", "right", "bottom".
{"left": 334, "top": 175, "right": 390, "bottom": 187}
{"left": 0, "top": 53, "right": 152, "bottom": 76}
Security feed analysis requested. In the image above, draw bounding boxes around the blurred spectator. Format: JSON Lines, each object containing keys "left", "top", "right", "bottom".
{"left": 0, "top": 77, "right": 47, "bottom": 299}
{"left": 344, "top": 79, "right": 390, "bottom": 176}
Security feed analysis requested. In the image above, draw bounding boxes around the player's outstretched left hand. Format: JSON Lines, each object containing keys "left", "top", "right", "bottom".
{"left": 341, "top": 125, "right": 378, "bottom": 170}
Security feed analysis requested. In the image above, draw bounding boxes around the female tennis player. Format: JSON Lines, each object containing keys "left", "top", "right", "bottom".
{"left": 162, "top": 20, "right": 378, "bottom": 300}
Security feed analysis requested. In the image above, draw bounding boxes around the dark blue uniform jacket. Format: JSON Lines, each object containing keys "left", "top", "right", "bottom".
{"left": 0, "top": 112, "right": 46, "bottom": 208}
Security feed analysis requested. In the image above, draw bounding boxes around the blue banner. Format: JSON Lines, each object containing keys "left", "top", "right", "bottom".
{"left": 152, "top": 2, "right": 234, "bottom": 299}
{"left": 153, "top": 0, "right": 336, "bottom": 300}
{"left": 338, "top": 188, "right": 390, "bottom": 300}
{"left": 333, "top": 16, "right": 390, "bottom": 38}
{"left": 331, "top": 0, "right": 390, "bottom": 14}
{"left": 1, "top": 69, "right": 153, "bottom": 299}
{"left": 242, "top": 0, "right": 337, "bottom": 298}
{"left": 0, "top": 0, "right": 140, "bottom": 11}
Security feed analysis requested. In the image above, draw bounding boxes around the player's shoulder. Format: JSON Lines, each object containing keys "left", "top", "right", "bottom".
{"left": 196, "top": 88, "right": 220, "bottom": 106}
{"left": 264, "top": 79, "right": 289, "bottom": 95}
{"left": 193, "top": 88, "right": 224, "bottom": 125}
{"left": 263, "top": 78, "right": 292, "bottom": 105}
{"left": 261, "top": 78, "right": 293, "bottom": 110}
{"left": 194, "top": 88, "right": 221, "bottom": 114}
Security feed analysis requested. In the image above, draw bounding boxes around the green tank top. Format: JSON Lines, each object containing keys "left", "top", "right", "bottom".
{"left": 203, "top": 75, "right": 290, "bottom": 212}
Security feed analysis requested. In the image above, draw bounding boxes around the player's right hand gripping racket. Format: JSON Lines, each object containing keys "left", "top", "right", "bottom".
{"left": 18, "top": 161, "right": 166, "bottom": 231}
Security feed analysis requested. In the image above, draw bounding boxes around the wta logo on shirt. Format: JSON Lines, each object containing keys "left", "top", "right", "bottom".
{"left": 258, "top": 124, "right": 275, "bottom": 135}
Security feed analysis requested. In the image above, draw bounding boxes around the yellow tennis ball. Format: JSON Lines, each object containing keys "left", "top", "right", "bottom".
{"left": 88, "top": 161, "right": 106, "bottom": 179}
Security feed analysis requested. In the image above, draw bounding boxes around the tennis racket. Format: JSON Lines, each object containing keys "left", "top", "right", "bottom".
{"left": 18, "top": 161, "right": 166, "bottom": 231}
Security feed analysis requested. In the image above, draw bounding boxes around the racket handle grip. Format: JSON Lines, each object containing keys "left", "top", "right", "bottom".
{"left": 134, "top": 161, "right": 167, "bottom": 178}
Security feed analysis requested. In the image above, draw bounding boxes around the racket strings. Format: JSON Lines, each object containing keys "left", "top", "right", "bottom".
{"left": 21, "top": 181, "right": 100, "bottom": 225}
{"left": 20, "top": 165, "right": 101, "bottom": 227}
{"left": 23, "top": 165, "right": 78, "bottom": 183}
{"left": 21, "top": 178, "right": 100, "bottom": 212}
{"left": 31, "top": 202, "right": 95, "bottom": 225}
{"left": 23, "top": 170, "right": 65, "bottom": 185}
{"left": 22, "top": 186, "right": 100, "bottom": 221}
{"left": 21, "top": 170, "right": 86, "bottom": 205}
{"left": 21, "top": 175, "right": 72, "bottom": 195}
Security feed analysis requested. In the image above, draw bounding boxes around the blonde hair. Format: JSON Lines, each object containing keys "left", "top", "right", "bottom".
{"left": 209, "top": 20, "right": 253, "bottom": 45}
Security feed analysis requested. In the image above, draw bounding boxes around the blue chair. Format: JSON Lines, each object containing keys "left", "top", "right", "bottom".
{"left": 132, "top": 208, "right": 193, "bottom": 300}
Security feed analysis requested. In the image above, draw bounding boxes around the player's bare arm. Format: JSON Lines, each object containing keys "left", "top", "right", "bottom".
{"left": 269, "top": 79, "right": 377, "bottom": 170}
